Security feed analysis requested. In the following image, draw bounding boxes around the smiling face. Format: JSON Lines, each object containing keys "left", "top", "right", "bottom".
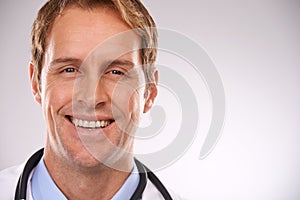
{"left": 30, "top": 6, "right": 157, "bottom": 171}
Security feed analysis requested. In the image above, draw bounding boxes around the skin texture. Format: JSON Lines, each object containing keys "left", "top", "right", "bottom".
{"left": 29, "top": 6, "right": 157, "bottom": 200}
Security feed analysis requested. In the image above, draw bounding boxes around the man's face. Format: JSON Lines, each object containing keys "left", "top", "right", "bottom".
{"left": 30, "top": 6, "right": 157, "bottom": 170}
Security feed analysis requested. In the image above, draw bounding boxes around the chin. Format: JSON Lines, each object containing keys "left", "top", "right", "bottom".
{"left": 69, "top": 150, "right": 104, "bottom": 170}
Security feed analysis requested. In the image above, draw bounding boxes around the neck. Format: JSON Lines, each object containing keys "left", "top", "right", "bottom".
{"left": 44, "top": 147, "right": 134, "bottom": 200}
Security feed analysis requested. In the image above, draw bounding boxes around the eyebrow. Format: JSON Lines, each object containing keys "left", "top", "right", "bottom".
{"left": 108, "top": 59, "right": 135, "bottom": 68}
{"left": 49, "top": 57, "right": 82, "bottom": 66}
{"left": 49, "top": 57, "right": 136, "bottom": 69}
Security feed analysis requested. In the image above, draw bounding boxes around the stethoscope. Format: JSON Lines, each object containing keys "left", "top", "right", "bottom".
{"left": 14, "top": 148, "right": 172, "bottom": 200}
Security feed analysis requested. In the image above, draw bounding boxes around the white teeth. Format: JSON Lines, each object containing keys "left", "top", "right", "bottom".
{"left": 83, "top": 120, "right": 89, "bottom": 127}
{"left": 74, "top": 119, "right": 79, "bottom": 126}
{"left": 71, "top": 117, "right": 111, "bottom": 129}
{"left": 89, "top": 121, "right": 95, "bottom": 128}
{"left": 96, "top": 121, "right": 101, "bottom": 127}
{"left": 100, "top": 121, "right": 105, "bottom": 127}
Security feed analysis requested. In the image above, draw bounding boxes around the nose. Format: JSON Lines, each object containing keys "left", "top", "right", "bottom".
{"left": 73, "top": 73, "right": 109, "bottom": 112}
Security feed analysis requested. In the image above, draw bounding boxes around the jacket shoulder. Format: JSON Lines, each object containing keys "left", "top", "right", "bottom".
{"left": 0, "top": 164, "right": 24, "bottom": 200}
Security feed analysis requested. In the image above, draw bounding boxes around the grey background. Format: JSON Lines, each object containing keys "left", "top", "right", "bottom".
{"left": 1, "top": 0, "right": 300, "bottom": 199}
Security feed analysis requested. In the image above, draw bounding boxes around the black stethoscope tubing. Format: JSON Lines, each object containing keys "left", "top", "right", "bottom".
{"left": 15, "top": 148, "right": 172, "bottom": 200}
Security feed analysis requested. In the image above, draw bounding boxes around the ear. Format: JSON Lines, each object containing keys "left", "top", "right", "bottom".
{"left": 143, "top": 70, "right": 158, "bottom": 113}
{"left": 29, "top": 62, "right": 42, "bottom": 105}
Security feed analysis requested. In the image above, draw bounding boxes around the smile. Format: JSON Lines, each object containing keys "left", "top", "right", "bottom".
{"left": 67, "top": 116, "right": 114, "bottom": 129}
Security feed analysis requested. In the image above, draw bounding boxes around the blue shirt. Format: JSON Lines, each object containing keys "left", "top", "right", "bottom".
{"left": 31, "top": 158, "right": 140, "bottom": 200}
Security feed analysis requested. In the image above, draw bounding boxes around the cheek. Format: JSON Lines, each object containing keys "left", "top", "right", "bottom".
{"left": 132, "top": 88, "right": 146, "bottom": 115}
{"left": 126, "top": 87, "right": 146, "bottom": 125}
{"left": 111, "top": 84, "right": 146, "bottom": 137}
{"left": 43, "top": 88, "right": 67, "bottom": 114}
{"left": 113, "top": 83, "right": 145, "bottom": 115}
{"left": 40, "top": 73, "right": 73, "bottom": 121}
{"left": 114, "top": 72, "right": 146, "bottom": 117}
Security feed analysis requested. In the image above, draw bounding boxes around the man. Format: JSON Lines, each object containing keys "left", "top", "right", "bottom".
{"left": 0, "top": 0, "right": 181, "bottom": 199}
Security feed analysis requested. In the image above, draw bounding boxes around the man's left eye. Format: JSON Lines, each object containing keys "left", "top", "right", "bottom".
{"left": 64, "top": 68, "right": 77, "bottom": 73}
{"left": 111, "top": 70, "right": 124, "bottom": 75}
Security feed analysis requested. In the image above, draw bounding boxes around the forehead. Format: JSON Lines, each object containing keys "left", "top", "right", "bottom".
{"left": 45, "top": 6, "right": 141, "bottom": 61}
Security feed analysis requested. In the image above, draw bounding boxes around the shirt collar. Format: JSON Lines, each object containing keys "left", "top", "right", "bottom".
{"left": 30, "top": 157, "right": 140, "bottom": 200}
{"left": 30, "top": 158, "right": 66, "bottom": 200}
{"left": 112, "top": 163, "right": 140, "bottom": 200}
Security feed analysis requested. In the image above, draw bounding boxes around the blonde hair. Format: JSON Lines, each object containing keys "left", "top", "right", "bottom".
{"left": 31, "top": 0, "right": 158, "bottom": 84}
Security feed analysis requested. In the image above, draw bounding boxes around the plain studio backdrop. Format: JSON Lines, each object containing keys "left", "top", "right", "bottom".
{"left": 0, "top": 0, "right": 300, "bottom": 199}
